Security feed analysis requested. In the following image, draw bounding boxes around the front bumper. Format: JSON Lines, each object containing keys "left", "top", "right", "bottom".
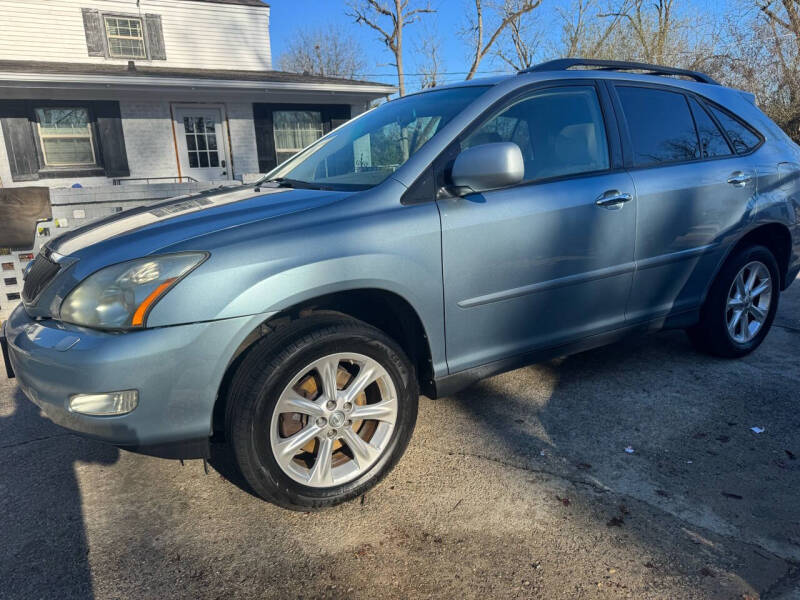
{"left": 2, "top": 305, "right": 270, "bottom": 458}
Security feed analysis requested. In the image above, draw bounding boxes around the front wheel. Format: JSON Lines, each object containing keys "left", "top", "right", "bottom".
{"left": 227, "top": 313, "right": 418, "bottom": 510}
{"left": 687, "top": 245, "right": 780, "bottom": 358}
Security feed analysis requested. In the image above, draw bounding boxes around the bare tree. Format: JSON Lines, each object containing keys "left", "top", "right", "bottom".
{"left": 278, "top": 26, "right": 366, "bottom": 79}
{"left": 560, "top": 0, "right": 594, "bottom": 57}
{"left": 595, "top": 0, "right": 684, "bottom": 64}
{"left": 490, "top": 0, "right": 632, "bottom": 69}
{"left": 416, "top": 31, "right": 443, "bottom": 88}
{"left": 720, "top": 0, "right": 800, "bottom": 139}
{"left": 555, "top": 0, "right": 631, "bottom": 58}
{"left": 554, "top": 0, "right": 721, "bottom": 70}
{"left": 494, "top": 7, "right": 542, "bottom": 70}
{"left": 463, "top": 0, "right": 543, "bottom": 79}
{"left": 758, "top": 0, "right": 800, "bottom": 47}
{"left": 635, "top": 0, "right": 678, "bottom": 62}
{"left": 348, "top": 0, "right": 435, "bottom": 95}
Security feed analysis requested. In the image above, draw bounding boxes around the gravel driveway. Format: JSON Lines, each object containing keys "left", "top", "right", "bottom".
{"left": 2, "top": 278, "right": 799, "bottom": 599}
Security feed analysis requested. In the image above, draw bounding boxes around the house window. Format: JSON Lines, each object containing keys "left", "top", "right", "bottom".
{"left": 273, "top": 111, "right": 324, "bottom": 164}
{"left": 104, "top": 16, "right": 147, "bottom": 59}
{"left": 34, "top": 108, "right": 97, "bottom": 167}
{"left": 183, "top": 116, "right": 221, "bottom": 168}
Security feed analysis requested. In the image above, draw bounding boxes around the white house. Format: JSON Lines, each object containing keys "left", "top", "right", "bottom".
{"left": 0, "top": 0, "right": 394, "bottom": 187}
{"left": 0, "top": 0, "right": 395, "bottom": 321}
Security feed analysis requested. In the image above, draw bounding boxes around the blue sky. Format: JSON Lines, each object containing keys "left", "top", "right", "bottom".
{"left": 269, "top": 0, "right": 484, "bottom": 88}
{"left": 268, "top": 0, "right": 730, "bottom": 90}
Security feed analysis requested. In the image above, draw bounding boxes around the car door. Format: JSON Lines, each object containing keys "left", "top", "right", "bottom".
{"left": 436, "top": 83, "right": 637, "bottom": 374}
{"left": 609, "top": 83, "right": 761, "bottom": 322}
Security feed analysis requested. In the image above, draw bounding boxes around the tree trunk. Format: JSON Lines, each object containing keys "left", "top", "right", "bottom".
{"left": 395, "top": 0, "right": 405, "bottom": 96}
{"left": 466, "top": 0, "right": 484, "bottom": 80}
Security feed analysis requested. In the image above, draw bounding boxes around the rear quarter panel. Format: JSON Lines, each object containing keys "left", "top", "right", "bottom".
{"left": 682, "top": 84, "right": 800, "bottom": 292}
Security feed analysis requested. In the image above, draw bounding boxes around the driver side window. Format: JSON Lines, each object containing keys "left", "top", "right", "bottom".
{"left": 462, "top": 85, "right": 610, "bottom": 182}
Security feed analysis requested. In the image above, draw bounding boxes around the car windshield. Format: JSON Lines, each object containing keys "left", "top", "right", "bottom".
{"left": 259, "top": 86, "right": 490, "bottom": 191}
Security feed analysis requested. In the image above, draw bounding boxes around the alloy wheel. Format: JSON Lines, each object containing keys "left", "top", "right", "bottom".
{"left": 725, "top": 260, "right": 772, "bottom": 344}
{"left": 269, "top": 352, "right": 398, "bottom": 488}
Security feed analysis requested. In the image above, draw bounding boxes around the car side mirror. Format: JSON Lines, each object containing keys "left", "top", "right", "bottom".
{"left": 450, "top": 142, "right": 524, "bottom": 194}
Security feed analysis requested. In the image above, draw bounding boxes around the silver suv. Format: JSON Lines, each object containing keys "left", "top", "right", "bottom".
{"left": 3, "top": 59, "right": 799, "bottom": 510}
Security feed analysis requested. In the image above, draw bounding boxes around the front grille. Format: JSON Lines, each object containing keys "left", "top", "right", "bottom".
{"left": 22, "top": 253, "right": 61, "bottom": 303}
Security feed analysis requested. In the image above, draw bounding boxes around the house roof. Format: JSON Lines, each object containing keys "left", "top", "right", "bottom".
{"left": 0, "top": 60, "right": 396, "bottom": 96}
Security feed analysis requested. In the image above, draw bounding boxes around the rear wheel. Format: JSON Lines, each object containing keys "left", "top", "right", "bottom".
{"left": 687, "top": 245, "right": 780, "bottom": 357}
{"left": 227, "top": 313, "right": 418, "bottom": 510}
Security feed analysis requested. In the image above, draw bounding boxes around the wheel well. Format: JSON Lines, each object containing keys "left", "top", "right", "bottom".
{"left": 732, "top": 223, "right": 792, "bottom": 289}
{"left": 212, "top": 289, "right": 434, "bottom": 439}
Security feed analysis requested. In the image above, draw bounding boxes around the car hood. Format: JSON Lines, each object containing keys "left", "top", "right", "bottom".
{"left": 50, "top": 185, "right": 352, "bottom": 263}
{"left": 24, "top": 185, "right": 357, "bottom": 320}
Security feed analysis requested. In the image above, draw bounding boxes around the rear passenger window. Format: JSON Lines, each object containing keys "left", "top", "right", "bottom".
{"left": 463, "top": 86, "right": 609, "bottom": 181}
{"left": 616, "top": 86, "right": 698, "bottom": 166}
{"left": 706, "top": 105, "right": 761, "bottom": 154}
{"left": 688, "top": 97, "right": 732, "bottom": 158}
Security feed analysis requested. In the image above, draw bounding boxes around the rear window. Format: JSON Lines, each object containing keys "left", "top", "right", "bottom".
{"left": 616, "top": 86, "right": 699, "bottom": 166}
{"left": 688, "top": 97, "right": 732, "bottom": 158}
{"left": 706, "top": 105, "right": 762, "bottom": 154}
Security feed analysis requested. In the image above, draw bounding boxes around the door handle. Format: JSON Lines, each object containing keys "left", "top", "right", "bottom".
{"left": 727, "top": 171, "right": 752, "bottom": 187}
{"left": 595, "top": 190, "right": 632, "bottom": 209}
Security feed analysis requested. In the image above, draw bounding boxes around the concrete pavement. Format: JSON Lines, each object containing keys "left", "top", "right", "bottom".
{"left": 1, "top": 279, "right": 799, "bottom": 599}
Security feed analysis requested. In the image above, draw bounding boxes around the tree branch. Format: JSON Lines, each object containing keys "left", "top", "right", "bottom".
{"left": 466, "top": 0, "right": 541, "bottom": 79}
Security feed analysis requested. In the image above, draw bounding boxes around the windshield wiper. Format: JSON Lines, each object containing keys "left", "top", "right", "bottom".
{"left": 256, "top": 177, "right": 293, "bottom": 189}
{"left": 255, "top": 177, "right": 328, "bottom": 191}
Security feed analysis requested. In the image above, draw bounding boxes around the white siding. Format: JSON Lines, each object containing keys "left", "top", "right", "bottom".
{"left": 120, "top": 99, "right": 178, "bottom": 179}
{"left": 0, "top": 0, "right": 271, "bottom": 71}
{"left": 226, "top": 102, "right": 260, "bottom": 175}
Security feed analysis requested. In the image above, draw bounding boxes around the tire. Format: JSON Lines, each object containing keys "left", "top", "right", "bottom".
{"left": 687, "top": 244, "right": 780, "bottom": 358}
{"left": 226, "top": 312, "right": 418, "bottom": 510}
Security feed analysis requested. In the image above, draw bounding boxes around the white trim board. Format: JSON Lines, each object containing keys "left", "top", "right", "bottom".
{"left": 0, "top": 72, "right": 397, "bottom": 96}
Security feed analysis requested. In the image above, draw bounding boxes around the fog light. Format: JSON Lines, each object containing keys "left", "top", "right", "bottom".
{"left": 68, "top": 390, "right": 138, "bottom": 416}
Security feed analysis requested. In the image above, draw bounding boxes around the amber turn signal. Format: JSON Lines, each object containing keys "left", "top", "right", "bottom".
{"left": 131, "top": 278, "right": 177, "bottom": 327}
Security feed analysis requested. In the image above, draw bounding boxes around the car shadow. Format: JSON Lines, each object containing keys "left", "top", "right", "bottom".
{"left": 0, "top": 383, "right": 120, "bottom": 600}
{"left": 207, "top": 441, "right": 261, "bottom": 500}
{"left": 444, "top": 325, "right": 800, "bottom": 590}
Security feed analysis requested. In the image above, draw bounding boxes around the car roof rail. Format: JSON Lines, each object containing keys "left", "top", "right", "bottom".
{"left": 520, "top": 58, "right": 720, "bottom": 85}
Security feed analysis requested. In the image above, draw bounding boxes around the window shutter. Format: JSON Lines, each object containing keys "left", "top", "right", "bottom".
{"left": 253, "top": 104, "right": 277, "bottom": 173}
{"left": 145, "top": 14, "right": 167, "bottom": 60}
{"left": 81, "top": 8, "right": 106, "bottom": 57}
{"left": 0, "top": 101, "right": 39, "bottom": 182}
{"left": 323, "top": 106, "right": 352, "bottom": 133}
{"left": 253, "top": 103, "right": 352, "bottom": 173}
{"left": 90, "top": 101, "right": 130, "bottom": 178}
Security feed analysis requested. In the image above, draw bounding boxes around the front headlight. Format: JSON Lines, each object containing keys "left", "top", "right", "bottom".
{"left": 60, "top": 252, "right": 207, "bottom": 329}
